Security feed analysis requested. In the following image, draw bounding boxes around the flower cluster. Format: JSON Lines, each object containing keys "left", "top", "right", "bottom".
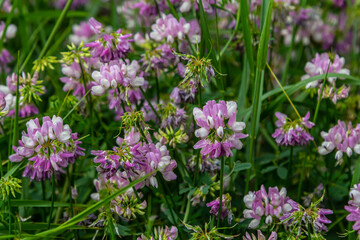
{"left": 0, "top": 176, "right": 22, "bottom": 200}
{"left": 272, "top": 112, "right": 315, "bottom": 146}
{"left": 85, "top": 18, "right": 133, "bottom": 62}
{"left": 69, "top": 21, "right": 96, "bottom": 45}
{"left": 242, "top": 230, "right": 277, "bottom": 240}
{"left": 60, "top": 56, "right": 100, "bottom": 98}
{"left": 91, "top": 59, "right": 146, "bottom": 104}
{"left": 193, "top": 100, "right": 248, "bottom": 159}
{"left": 0, "top": 72, "right": 45, "bottom": 118}
{"left": 92, "top": 127, "right": 177, "bottom": 188}
{"left": 281, "top": 197, "right": 332, "bottom": 235}
{"left": 301, "top": 53, "right": 350, "bottom": 103}
{"left": 206, "top": 193, "right": 233, "bottom": 224}
{"left": 92, "top": 173, "right": 147, "bottom": 221}
{"left": 345, "top": 183, "right": 360, "bottom": 235}
{"left": 150, "top": 14, "right": 190, "bottom": 44}
{"left": 9, "top": 116, "right": 85, "bottom": 181}
{"left": 137, "top": 226, "right": 178, "bottom": 240}
{"left": 318, "top": 120, "right": 360, "bottom": 163}
{"left": 243, "top": 185, "right": 295, "bottom": 228}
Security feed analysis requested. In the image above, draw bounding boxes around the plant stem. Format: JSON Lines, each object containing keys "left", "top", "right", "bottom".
{"left": 217, "top": 156, "right": 225, "bottom": 227}
{"left": 37, "top": 0, "right": 74, "bottom": 60}
{"left": 246, "top": 68, "right": 261, "bottom": 193}
{"left": 313, "top": 62, "right": 331, "bottom": 124}
{"left": 183, "top": 196, "right": 191, "bottom": 223}
{"left": 48, "top": 173, "right": 56, "bottom": 229}
{"left": 8, "top": 197, "right": 11, "bottom": 237}
{"left": 140, "top": 87, "right": 160, "bottom": 121}
{"left": 297, "top": 155, "right": 306, "bottom": 202}
{"left": 287, "top": 146, "right": 293, "bottom": 185}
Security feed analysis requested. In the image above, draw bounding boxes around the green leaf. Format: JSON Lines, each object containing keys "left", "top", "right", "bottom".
{"left": 256, "top": 0, "right": 273, "bottom": 70}
{"left": 23, "top": 171, "right": 155, "bottom": 239}
{"left": 277, "top": 167, "right": 288, "bottom": 180}
{"left": 233, "top": 162, "right": 252, "bottom": 172}
{"left": 10, "top": 200, "right": 88, "bottom": 208}
{"left": 240, "top": 0, "right": 254, "bottom": 71}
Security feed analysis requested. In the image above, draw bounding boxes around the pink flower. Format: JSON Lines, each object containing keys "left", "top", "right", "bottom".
{"left": 9, "top": 116, "right": 85, "bottom": 181}
{"left": 345, "top": 183, "right": 360, "bottom": 234}
{"left": 243, "top": 230, "right": 277, "bottom": 240}
{"left": 193, "top": 100, "right": 248, "bottom": 159}
{"left": 272, "top": 112, "right": 314, "bottom": 146}
{"left": 206, "top": 193, "right": 233, "bottom": 224}
{"left": 318, "top": 120, "right": 360, "bottom": 163}
{"left": 243, "top": 185, "right": 295, "bottom": 228}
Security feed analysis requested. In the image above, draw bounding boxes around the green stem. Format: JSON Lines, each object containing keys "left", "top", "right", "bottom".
{"left": 37, "top": 0, "right": 74, "bottom": 60}
{"left": 280, "top": 25, "right": 298, "bottom": 85}
{"left": 245, "top": 68, "right": 262, "bottom": 193}
{"left": 287, "top": 147, "right": 293, "bottom": 184}
{"left": 139, "top": 87, "right": 160, "bottom": 121}
{"left": 297, "top": 155, "right": 306, "bottom": 202}
{"left": 183, "top": 196, "right": 191, "bottom": 223}
{"left": 47, "top": 174, "right": 56, "bottom": 229}
{"left": 8, "top": 197, "right": 11, "bottom": 237}
{"left": 313, "top": 62, "right": 331, "bottom": 124}
{"left": 217, "top": 156, "right": 225, "bottom": 227}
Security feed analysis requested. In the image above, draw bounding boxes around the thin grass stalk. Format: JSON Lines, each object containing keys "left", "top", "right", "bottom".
{"left": 266, "top": 63, "right": 302, "bottom": 120}
{"left": 280, "top": 25, "right": 298, "bottom": 85}
{"left": 217, "top": 156, "right": 225, "bottom": 227}
{"left": 183, "top": 197, "right": 191, "bottom": 223}
{"left": 139, "top": 87, "right": 160, "bottom": 121}
{"left": 47, "top": 173, "right": 56, "bottom": 229}
{"left": 220, "top": 2, "right": 241, "bottom": 57}
{"left": 37, "top": 0, "right": 74, "bottom": 60}
{"left": 8, "top": 197, "right": 11, "bottom": 237}
{"left": 287, "top": 146, "right": 293, "bottom": 184}
{"left": 0, "top": 0, "right": 16, "bottom": 52}
{"left": 313, "top": 62, "right": 331, "bottom": 124}
{"left": 245, "top": 68, "right": 261, "bottom": 193}
{"left": 11, "top": 52, "right": 21, "bottom": 170}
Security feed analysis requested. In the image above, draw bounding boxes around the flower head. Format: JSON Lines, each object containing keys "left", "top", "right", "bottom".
{"left": 9, "top": 116, "right": 85, "bottom": 181}
{"left": 318, "top": 120, "right": 360, "bottom": 164}
{"left": 302, "top": 53, "right": 350, "bottom": 103}
{"left": 345, "top": 183, "right": 360, "bottom": 234}
{"left": 243, "top": 185, "right": 295, "bottom": 228}
{"left": 243, "top": 230, "right": 277, "bottom": 240}
{"left": 206, "top": 193, "right": 233, "bottom": 224}
{"left": 193, "top": 100, "right": 248, "bottom": 159}
{"left": 272, "top": 112, "right": 314, "bottom": 146}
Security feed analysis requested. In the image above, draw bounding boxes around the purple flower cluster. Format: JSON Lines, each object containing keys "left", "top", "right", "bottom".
{"left": 302, "top": 53, "right": 350, "bottom": 103}
{"left": 206, "top": 193, "right": 233, "bottom": 224}
{"left": 318, "top": 120, "right": 360, "bottom": 163}
{"left": 69, "top": 21, "right": 96, "bottom": 45}
{"left": 150, "top": 14, "right": 190, "bottom": 44}
{"left": 137, "top": 226, "right": 178, "bottom": 240}
{"left": 91, "top": 127, "right": 177, "bottom": 188}
{"left": 85, "top": 18, "right": 133, "bottom": 62}
{"left": 242, "top": 230, "right": 277, "bottom": 240}
{"left": 91, "top": 59, "right": 145, "bottom": 98}
{"left": 9, "top": 116, "right": 85, "bottom": 181}
{"left": 281, "top": 200, "right": 332, "bottom": 233}
{"left": 272, "top": 112, "right": 315, "bottom": 146}
{"left": 60, "top": 57, "right": 100, "bottom": 98}
{"left": 193, "top": 100, "right": 248, "bottom": 159}
{"left": 243, "top": 185, "right": 294, "bottom": 228}
{"left": 345, "top": 183, "right": 360, "bottom": 234}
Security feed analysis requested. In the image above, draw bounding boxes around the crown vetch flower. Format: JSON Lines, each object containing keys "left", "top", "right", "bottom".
{"left": 150, "top": 14, "right": 190, "bottom": 44}
{"left": 318, "top": 120, "right": 360, "bottom": 163}
{"left": 193, "top": 100, "right": 248, "bottom": 159}
{"left": 345, "top": 183, "right": 360, "bottom": 235}
{"left": 90, "top": 59, "right": 145, "bottom": 102}
{"left": 60, "top": 57, "right": 100, "bottom": 98}
{"left": 85, "top": 18, "right": 133, "bottom": 62}
{"left": 243, "top": 185, "right": 295, "bottom": 229}
{"left": 9, "top": 116, "right": 85, "bottom": 181}
{"left": 272, "top": 111, "right": 314, "bottom": 146}
{"left": 137, "top": 226, "right": 178, "bottom": 240}
{"left": 243, "top": 230, "right": 278, "bottom": 240}
{"left": 206, "top": 193, "right": 233, "bottom": 224}
{"left": 69, "top": 21, "right": 96, "bottom": 45}
{"left": 301, "top": 53, "right": 350, "bottom": 103}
